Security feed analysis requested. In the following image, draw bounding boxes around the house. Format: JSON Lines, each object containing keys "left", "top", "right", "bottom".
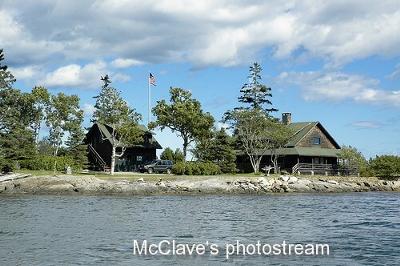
{"left": 236, "top": 113, "right": 346, "bottom": 175}
{"left": 84, "top": 122, "right": 162, "bottom": 172}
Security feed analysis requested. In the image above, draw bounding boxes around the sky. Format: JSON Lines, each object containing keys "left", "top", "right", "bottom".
{"left": 1, "top": 0, "right": 400, "bottom": 159}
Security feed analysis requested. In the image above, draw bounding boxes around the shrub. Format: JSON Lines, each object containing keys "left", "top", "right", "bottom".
{"left": 0, "top": 158, "right": 15, "bottom": 173}
{"left": 172, "top": 161, "right": 221, "bottom": 175}
{"left": 20, "top": 155, "right": 80, "bottom": 172}
{"left": 369, "top": 155, "right": 400, "bottom": 179}
{"left": 172, "top": 162, "right": 185, "bottom": 175}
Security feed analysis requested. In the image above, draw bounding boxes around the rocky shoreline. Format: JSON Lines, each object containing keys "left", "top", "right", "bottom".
{"left": 0, "top": 173, "right": 400, "bottom": 195}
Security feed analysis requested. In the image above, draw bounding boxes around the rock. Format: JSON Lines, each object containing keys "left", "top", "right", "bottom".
{"left": 280, "top": 175, "right": 290, "bottom": 182}
{"left": 288, "top": 176, "right": 298, "bottom": 184}
{"left": 327, "top": 180, "right": 338, "bottom": 185}
{"left": 137, "top": 177, "right": 144, "bottom": 182}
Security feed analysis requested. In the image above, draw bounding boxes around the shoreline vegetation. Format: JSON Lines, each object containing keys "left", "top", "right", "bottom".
{"left": 1, "top": 171, "right": 399, "bottom": 195}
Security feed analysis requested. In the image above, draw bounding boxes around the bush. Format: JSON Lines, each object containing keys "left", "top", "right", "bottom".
{"left": 172, "top": 162, "right": 185, "bottom": 175}
{"left": 20, "top": 155, "right": 80, "bottom": 172}
{"left": 0, "top": 158, "right": 15, "bottom": 173}
{"left": 369, "top": 155, "right": 400, "bottom": 179}
{"left": 172, "top": 161, "right": 221, "bottom": 175}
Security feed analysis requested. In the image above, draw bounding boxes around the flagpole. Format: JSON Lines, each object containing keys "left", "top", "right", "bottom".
{"left": 148, "top": 72, "right": 151, "bottom": 126}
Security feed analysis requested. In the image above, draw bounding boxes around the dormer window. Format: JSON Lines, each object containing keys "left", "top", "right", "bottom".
{"left": 312, "top": 137, "right": 321, "bottom": 145}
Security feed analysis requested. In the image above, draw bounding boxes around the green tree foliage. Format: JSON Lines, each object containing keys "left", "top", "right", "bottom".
{"left": 194, "top": 128, "right": 237, "bottom": 173}
{"left": 174, "top": 148, "right": 185, "bottom": 163}
{"left": 224, "top": 109, "right": 290, "bottom": 173}
{"left": 238, "top": 62, "right": 277, "bottom": 113}
{"left": 46, "top": 92, "right": 83, "bottom": 171}
{"left": 0, "top": 53, "right": 36, "bottom": 171}
{"left": 93, "top": 75, "right": 143, "bottom": 175}
{"left": 267, "top": 122, "right": 294, "bottom": 173}
{"left": 160, "top": 147, "right": 174, "bottom": 161}
{"left": 339, "top": 145, "right": 368, "bottom": 174}
{"left": 30, "top": 86, "right": 50, "bottom": 143}
{"left": 150, "top": 87, "right": 214, "bottom": 159}
{"left": 369, "top": 155, "right": 400, "bottom": 179}
{"left": 0, "top": 49, "right": 16, "bottom": 90}
{"left": 160, "top": 147, "right": 185, "bottom": 163}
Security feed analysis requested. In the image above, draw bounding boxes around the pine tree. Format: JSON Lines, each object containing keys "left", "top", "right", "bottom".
{"left": 0, "top": 49, "right": 16, "bottom": 90}
{"left": 238, "top": 62, "right": 277, "bottom": 113}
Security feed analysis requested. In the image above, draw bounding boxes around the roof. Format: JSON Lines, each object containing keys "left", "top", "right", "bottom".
{"left": 87, "top": 122, "right": 162, "bottom": 149}
{"left": 286, "top": 122, "right": 341, "bottom": 149}
{"left": 266, "top": 147, "right": 339, "bottom": 157}
{"left": 236, "top": 121, "right": 341, "bottom": 157}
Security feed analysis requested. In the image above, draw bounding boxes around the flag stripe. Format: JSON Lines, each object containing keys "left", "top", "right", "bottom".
{"left": 149, "top": 73, "right": 156, "bottom": 86}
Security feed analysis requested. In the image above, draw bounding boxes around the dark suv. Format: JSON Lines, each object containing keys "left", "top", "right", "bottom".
{"left": 143, "top": 160, "right": 173, "bottom": 174}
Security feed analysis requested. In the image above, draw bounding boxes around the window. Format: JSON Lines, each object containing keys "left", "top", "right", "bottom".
{"left": 312, "top": 137, "right": 321, "bottom": 145}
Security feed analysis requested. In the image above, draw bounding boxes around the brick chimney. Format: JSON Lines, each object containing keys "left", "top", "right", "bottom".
{"left": 282, "top": 112, "right": 292, "bottom": 125}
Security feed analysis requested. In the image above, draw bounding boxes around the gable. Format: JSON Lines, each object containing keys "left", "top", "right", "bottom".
{"left": 85, "top": 122, "right": 162, "bottom": 149}
{"left": 285, "top": 122, "right": 340, "bottom": 149}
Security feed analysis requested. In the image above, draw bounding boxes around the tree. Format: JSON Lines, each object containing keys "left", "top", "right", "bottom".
{"left": 224, "top": 109, "right": 275, "bottom": 173}
{"left": 339, "top": 145, "right": 367, "bottom": 174}
{"left": 238, "top": 62, "right": 277, "bottom": 113}
{"left": 93, "top": 75, "right": 143, "bottom": 175}
{"left": 174, "top": 148, "right": 185, "bottom": 163}
{"left": 268, "top": 122, "right": 293, "bottom": 173}
{"left": 370, "top": 155, "right": 400, "bottom": 179}
{"left": 160, "top": 147, "right": 185, "bottom": 163}
{"left": 0, "top": 49, "right": 16, "bottom": 90}
{"left": 30, "top": 86, "right": 50, "bottom": 143}
{"left": 149, "top": 87, "right": 214, "bottom": 159}
{"left": 46, "top": 93, "right": 83, "bottom": 171}
{"left": 193, "top": 128, "right": 236, "bottom": 173}
{"left": 160, "top": 147, "right": 175, "bottom": 161}
{"left": 0, "top": 51, "right": 36, "bottom": 171}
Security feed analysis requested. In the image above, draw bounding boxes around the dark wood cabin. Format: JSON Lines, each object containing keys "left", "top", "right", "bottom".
{"left": 84, "top": 122, "right": 162, "bottom": 172}
{"left": 236, "top": 113, "right": 345, "bottom": 175}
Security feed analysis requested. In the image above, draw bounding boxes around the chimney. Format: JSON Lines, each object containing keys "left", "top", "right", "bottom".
{"left": 282, "top": 112, "right": 292, "bottom": 125}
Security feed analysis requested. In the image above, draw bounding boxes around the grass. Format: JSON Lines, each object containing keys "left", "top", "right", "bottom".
{"left": 16, "top": 169, "right": 379, "bottom": 183}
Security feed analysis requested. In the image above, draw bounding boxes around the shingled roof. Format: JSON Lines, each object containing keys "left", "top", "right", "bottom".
{"left": 286, "top": 122, "right": 340, "bottom": 149}
{"left": 88, "top": 122, "right": 162, "bottom": 149}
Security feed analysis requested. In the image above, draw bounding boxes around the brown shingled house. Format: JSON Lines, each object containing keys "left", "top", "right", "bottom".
{"left": 84, "top": 122, "right": 162, "bottom": 172}
{"left": 236, "top": 113, "right": 344, "bottom": 175}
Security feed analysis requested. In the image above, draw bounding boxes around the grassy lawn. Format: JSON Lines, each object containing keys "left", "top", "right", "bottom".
{"left": 16, "top": 169, "right": 377, "bottom": 183}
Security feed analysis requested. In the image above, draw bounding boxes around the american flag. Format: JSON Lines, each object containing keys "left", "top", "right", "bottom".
{"left": 149, "top": 73, "right": 156, "bottom": 86}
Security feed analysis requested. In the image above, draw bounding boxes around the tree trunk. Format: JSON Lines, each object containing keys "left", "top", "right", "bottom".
{"left": 110, "top": 145, "right": 116, "bottom": 175}
{"left": 271, "top": 154, "right": 279, "bottom": 174}
{"left": 182, "top": 136, "right": 188, "bottom": 162}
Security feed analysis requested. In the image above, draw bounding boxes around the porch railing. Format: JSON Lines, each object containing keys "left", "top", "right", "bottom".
{"left": 292, "top": 163, "right": 357, "bottom": 175}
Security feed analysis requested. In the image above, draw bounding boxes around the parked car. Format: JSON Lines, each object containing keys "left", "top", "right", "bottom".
{"left": 143, "top": 160, "right": 173, "bottom": 174}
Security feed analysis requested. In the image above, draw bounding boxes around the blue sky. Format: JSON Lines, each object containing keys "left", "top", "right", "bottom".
{"left": 1, "top": 0, "right": 400, "bottom": 159}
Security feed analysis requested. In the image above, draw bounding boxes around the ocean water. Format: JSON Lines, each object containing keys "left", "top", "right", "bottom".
{"left": 0, "top": 193, "right": 399, "bottom": 265}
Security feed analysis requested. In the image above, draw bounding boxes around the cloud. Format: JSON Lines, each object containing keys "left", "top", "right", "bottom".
{"left": 8, "top": 65, "right": 40, "bottom": 80}
{"left": 42, "top": 61, "right": 107, "bottom": 88}
{"left": 351, "top": 121, "right": 383, "bottom": 129}
{"left": 277, "top": 71, "right": 400, "bottom": 107}
{"left": 111, "top": 58, "right": 144, "bottom": 68}
{"left": 1, "top": 1, "right": 400, "bottom": 68}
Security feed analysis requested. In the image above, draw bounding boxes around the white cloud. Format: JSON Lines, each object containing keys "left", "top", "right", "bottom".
{"left": 277, "top": 71, "right": 400, "bottom": 107}
{"left": 1, "top": 1, "right": 400, "bottom": 68}
{"left": 351, "top": 121, "right": 383, "bottom": 129}
{"left": 111, "top": 58, "right": 143, "bottom": 68}
{"left": 8, "top": 65, "right": 40, "bottom": 80}
{"left": 42, "top": 61, "right": 107, "bottom": 88}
